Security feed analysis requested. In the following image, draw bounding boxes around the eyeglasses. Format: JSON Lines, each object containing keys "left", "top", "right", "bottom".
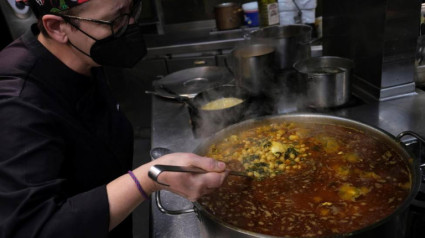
{"left": 60, "top": 0, "right": 142, "bottom": 38}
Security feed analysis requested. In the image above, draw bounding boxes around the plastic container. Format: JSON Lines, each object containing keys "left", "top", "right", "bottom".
{"left": 242, "top": 2, "right": 259, "bottom": 27}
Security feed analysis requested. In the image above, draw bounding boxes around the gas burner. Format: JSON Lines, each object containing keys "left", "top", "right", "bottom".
{"left": 406, "top": 139, "right": 425, "bottom": 211}
{"left": 406, "top": 179, "right": 425, "bottom": 238}
{"left": 411, "top": 171, "right": 425, "bottom": 209}
{"left": 302, "top": 95, "right": 365, "bottom": 113}
{"left": 273, "top": 69, "right": 366, "bottom": 114}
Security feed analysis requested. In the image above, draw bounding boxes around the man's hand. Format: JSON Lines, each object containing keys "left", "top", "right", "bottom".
{"left": 148, "top": 153, "right": 228, "bottom": 201}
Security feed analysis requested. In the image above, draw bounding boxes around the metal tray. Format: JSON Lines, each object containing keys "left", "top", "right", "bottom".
{"left": 152, "top": 66, "right": 234, "bottom": 98}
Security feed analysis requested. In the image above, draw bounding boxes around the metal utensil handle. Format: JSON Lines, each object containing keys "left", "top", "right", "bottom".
{"left": 229, "top": 170, "right": 250, "bottom": 177}
{"left": 397, "top": 131, "right": 425, "bottom": 168}
{"left": 149, "top": 165, "right": 250, "bottom": 185}
{"left": 148, "top": 165, "right": 208, "bottom": 187}
{"left": 159, "top": 84, "right": 199, "bottom": 109}
{"left": 145, "top": 90, "right": 181, "bottom": 100}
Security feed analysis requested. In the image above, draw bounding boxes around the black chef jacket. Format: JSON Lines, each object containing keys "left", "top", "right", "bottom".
{"left": 0, "top": 25, "right": 134, "bottom": 238}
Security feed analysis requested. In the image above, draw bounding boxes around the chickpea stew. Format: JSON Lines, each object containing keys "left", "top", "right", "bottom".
{"left": 199, "top": 121, "right": 412, "bottom": 237}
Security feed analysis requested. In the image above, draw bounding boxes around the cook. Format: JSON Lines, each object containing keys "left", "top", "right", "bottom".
{"left": 0, "top": 0, "right": 228, "bottom": 237}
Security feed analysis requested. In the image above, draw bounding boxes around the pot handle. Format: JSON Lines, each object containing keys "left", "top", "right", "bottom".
{"left": 396, "top": 131, "right": 425, "bottom": 144}
{"left": 224, "top": 56, "right": 235, "bottom": 77}
{"left": 233, "top": 8, "right": 243, "bottom": 14}
{"left": 154, "top": 190, "right": 195, "bottom": 215}
{"left": 157, "top": 84, "right": 198, "bottom": 110}
{"left": 298, "top": 37, "right": 322, "bottom": 46}
{"left": 149, "top": 147, "right": 196, "bottom": 215}
{"left": 396, "top": 131, "right": 425, "bottom": 167}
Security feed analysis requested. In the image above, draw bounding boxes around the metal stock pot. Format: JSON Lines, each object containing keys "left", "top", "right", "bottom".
{"left": 154, "top": 113, "right": 423, "bottom": 238}
{"left": 230, "top": 44, "right": 276, "bottom": 96}
{"left": 250, "top": 25, "right": 312, "bottom": 70}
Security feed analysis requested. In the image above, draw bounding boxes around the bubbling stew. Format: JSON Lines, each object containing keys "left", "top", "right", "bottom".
{"left": 199, "top": 122, "right": 412, "bottom": 237}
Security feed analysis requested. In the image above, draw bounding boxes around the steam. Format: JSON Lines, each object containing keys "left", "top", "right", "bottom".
{"left": 188, "top": 30, "right": 317, "bottom": 138}
{"left": 189, "top": 86, "right": 248, "bottom": 138}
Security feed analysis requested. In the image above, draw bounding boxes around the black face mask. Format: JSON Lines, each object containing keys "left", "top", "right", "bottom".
{"left": 90, "top": 24, "right": 147, "bottom": 68}
{"left": 69, "top": 24, "right": 147, "bottom": 68}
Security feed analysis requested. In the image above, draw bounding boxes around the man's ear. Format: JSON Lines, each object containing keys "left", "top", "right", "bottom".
{"left": 41, "top": 15, "right": 68, "bottom": 43}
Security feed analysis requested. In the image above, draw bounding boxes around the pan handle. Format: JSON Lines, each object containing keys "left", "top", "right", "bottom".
{"left": 224, "top": 56, "right": 235, "bottom": 77}
{"left": 158, "top": 84, "right": 198, "bottom": 110}
{"left": 149, "top": 147, "right": 196, "bottom": 215}
{"left": 298, "top": 37, "right": 322, "bottom": 46}
{"left": 145, "top": 90, "right": 181, "bottom": 100}
{"left": 396, "top": 131, "right": 425, "bottom": 144}
{"left": 397, "top": 131, "right": 425, "bottom": 168}
{"left": 154, "top": 190, "right": 195, "bottom": 215}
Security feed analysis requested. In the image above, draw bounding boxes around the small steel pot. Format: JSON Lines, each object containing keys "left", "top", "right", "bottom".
{"left": 147, "top": 81, "right": 250, "bottom": 138}
{"left": 189, "top": 85, "right": 250, "bottom": 138}
{"left": 293, "top": 56, "right": 354, "bottom": 108}
{"left": 214, "top": 3, "right": 243, "bottom": 31}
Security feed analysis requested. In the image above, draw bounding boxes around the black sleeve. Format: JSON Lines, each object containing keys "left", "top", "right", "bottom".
{"left": 0, "top": 97, "right": 110, "bottom": 238}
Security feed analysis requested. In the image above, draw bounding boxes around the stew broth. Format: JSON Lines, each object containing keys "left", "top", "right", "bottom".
{"left": 199, "top": 122, "right": 412, "bottom": 237}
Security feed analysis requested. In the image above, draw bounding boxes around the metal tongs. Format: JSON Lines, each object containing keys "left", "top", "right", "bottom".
{"left": 148, "top": 147, "right": 250, "bottom": 186}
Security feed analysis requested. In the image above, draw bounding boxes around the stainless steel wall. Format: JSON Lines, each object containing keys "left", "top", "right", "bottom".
{"left": 0, "top": 0, "right": 36, "bottom": 40}
{"left": 323, "top": 0, "right": 421, "bottom": 101}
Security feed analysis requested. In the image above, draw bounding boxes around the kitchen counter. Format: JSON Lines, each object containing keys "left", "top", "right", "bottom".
{"left": 144, "top": 27, "right": 322, "bottom": 58}
{"left": 150, "top": 88, "right": 425, "bottom": 238}
{"left": 144, "top": 28, "right": 248, "bottom": 57}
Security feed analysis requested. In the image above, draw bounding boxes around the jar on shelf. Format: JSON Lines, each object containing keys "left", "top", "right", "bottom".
{"left": 257, "top": 0, "right": 280, "bottom": 27}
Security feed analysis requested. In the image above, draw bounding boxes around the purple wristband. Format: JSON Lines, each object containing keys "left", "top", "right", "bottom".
{"left": 128, "top": 170, "right": 149, "bottom": 200}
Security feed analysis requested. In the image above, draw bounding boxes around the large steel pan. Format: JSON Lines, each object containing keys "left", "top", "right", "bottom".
{"left": 154, "top": 113, "right": 423, "bottom": 238}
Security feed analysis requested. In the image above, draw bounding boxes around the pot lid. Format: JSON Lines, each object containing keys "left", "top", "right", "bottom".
{"left": 153, "top": 66, "right": 234, "bottom": 98}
